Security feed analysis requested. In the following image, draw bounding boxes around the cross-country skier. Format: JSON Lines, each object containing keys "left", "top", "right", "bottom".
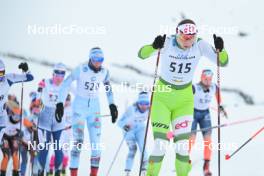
{"left": 1, "top": 98, "right": 21, "bottom": 176}
{"left": 0, "top": 60, "right": 33, "bottom": 176}
{"left": 189, "top": 69, "right": 227, "bottom": 176}
{"left": 118, "top": 91, "right": 150, "bottom": 176}
{"left": 138, "top": 19, "right": 229, "bottom": 176}
{"left": 0, "top": 60, "right": 33, "bottom": 133}
{"left": 55, "top": 47, "right": 118, "bottom": 176}
{"left": 48, "top": 94, "right": 72, "bottom": 176}
{"left": 0, "top": 97, "right": 27, "bottom": 176}
{"left": 36, "top": 63, "right": 68, "bottom": 176}
{"left": 20, "top": 92, "right": 42, "bottom": 176}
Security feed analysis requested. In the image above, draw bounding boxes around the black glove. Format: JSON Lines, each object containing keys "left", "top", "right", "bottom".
{"left": 152, "top": 34, "right": 166, "bottom": 49}
{"left": 16, "top": 129, "right": 24, "bottom": 138}
{"left": 18, "top": 62, "right": 29, "bottom": 72}
{"left": 219, "top": 105, "right": 228, "bottom": 118}
{"left": 109, "top": 104, "right": 118, "bottom": 123}
{"left": 29, "top": 123, "right": 37, "bottom": 132}
{"left": 55, "top": 102, "right": 64, "bottom": 123}
{"left": 213, "top": 34, "right": 224, "bottom": 52}
{"left": 123, "top": 125, "right": 131, "bottom": 132}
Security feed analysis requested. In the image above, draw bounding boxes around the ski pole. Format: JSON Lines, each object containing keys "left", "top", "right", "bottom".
{"left": 95, "top": 113, "right": 111, "bottom": 118}
{"left": 31, "top": 93, "right": 42, "bottom": 176}
{"left": 139, "top": 48, "right": 162, "bottom": 176}
{"left": 31, "top": 127, "right": 39, "bottom": 176}
{"left": 214, "top": 33, "right": 222, "bottom": 176}
{"left": 106, "top": 133, "right": 127, "bottom": 176}
{"left": 18, "top": 73, "right": 25, "bottom": 168}
{"left": 64, "top": 125, "right": 72, "bottom": 130}
{"left": 100, "top": 114, "right": 111, "bottom": 118}
{"left": 166, "top": 116, "right": 264, "bottom": 139}
{"left": 225, "top": 126, "right": 264, "bottom": 160}
{"left": 105, "top": 99, "right": 130, "bottom": 176}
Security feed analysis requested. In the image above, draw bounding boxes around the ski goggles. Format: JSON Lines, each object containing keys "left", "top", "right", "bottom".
{"left": 177, "top": 23, "right": 198, "bottom": 35}
{"left": 138, "top": 101, "right": 150, "bottom": 106}
{"left": 90, "top": 49, "right": 104, "bottom": 63}
{"left": 53, "top": 70, "right": 66, "bottom": 77}
{"left": 91, "top": 56, "right": 104, "bottom": 63}
{"left": 202, "top": 70, "right": 214, "bottom": 77}
{"left": 178, "top": 33, "right": 196, "bottom": 41}
{"left": 177, "top": 23, "right": 197, "bottom": 41}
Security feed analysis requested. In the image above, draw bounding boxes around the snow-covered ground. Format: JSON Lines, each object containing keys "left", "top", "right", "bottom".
{"left": 1, "top": 0, "right": 264, "bottom": 175}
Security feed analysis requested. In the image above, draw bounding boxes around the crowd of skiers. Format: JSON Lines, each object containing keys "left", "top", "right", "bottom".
{"left": 0, "top": 18, "right": 228, "bottom": 176}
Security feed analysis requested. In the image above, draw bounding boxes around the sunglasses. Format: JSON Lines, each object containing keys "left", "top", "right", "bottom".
{"left": 202, "top": 70, "right": 213, "bottom": 77}
{"left": 54, "top": 70, "right": 65, "bottom": 75}
{"left": 179, "top": 32, "right": 196, "bottom": 41}
{"left": 54, "top": 70, "right": 65, "bottom": 77}
{"left": 138, "top": 101, "right": 150, "bottom": 106}
{"left": 91, "top": 57, "right": 104, "bottom": 63}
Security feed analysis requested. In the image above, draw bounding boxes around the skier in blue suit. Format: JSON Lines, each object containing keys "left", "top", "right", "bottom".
{"left": 55, "top": 47, "right": 118, "bottom": 176}
{"left": 118, "top": 91, "right": 150, "bottom": 176}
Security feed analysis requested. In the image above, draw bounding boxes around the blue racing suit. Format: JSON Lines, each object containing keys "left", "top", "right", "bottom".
{"left": 118, "top": 103, "right": 149, "bottom": 171}
{"left": 58, "top": 62, "right": 114, "bottom": 169}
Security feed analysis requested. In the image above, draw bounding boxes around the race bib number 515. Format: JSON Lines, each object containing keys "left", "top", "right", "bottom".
{"left": 169, "top": 62, "right": 192, "bottom": 73}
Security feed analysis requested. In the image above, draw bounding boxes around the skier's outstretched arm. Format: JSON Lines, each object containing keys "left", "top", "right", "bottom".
{"left": 103, "top": 70, "right": 114, "bottom": 105}
{"left": 198, "top": 38, "right": 229, "bottom": 67}
{"left": 138, "top": 45, "right": 158, "bottom": 59}
{"left": 138, "top": 35, "right": 166, "bottom": 59}
{"left": 6, "top": 73, "right": 34, "bottom": 86}
{"left": 117, "top": 106, "right": 133, "bottom": 129}
{"left": 55, "top": 67, "right": 79, "bottom": 122}
{"left": 58, "top": 66, "right": 80, "bottom": 103}
{"left": 6, "top": 62, "right": 34, "bottom": 86}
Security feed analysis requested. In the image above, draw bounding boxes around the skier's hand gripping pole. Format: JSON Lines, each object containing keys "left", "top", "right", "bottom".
{"left": 109, "top": 104, "right": 118, "bottom": 123}
{"left": 55, "top": 102, "right": 64, "bottom": 123}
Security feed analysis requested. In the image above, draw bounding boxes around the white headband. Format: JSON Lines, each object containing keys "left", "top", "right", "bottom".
{"left": 177, "top": 23, "right": 198, "bottom": 35}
